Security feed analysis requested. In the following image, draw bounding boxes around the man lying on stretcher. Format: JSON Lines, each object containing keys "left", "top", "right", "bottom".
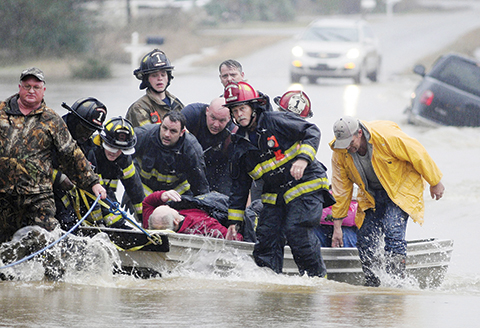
{"left": 142, "top": 190, "right": 243, "bottom": 241}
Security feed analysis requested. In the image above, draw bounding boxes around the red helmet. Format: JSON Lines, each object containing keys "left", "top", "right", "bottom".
{"left": 223, "top": 81, "right": 263, "bottom": 108}
{"left": 274, "top": 90, "right": 313, "bottom": 118}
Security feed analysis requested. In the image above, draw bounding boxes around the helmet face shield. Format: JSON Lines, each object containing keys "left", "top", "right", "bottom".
{"left": 74, "top": 122, "right": 96, "bottom": 144}
{"left": 100, "top": 117, "right": 136, "bottom": 155}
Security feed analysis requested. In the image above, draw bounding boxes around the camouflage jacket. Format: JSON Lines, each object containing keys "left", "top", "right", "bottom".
{"left": 0, "top": 94, "right": 99, "bottom": 195}
{"left": 126, "top": 89, "right": 184, "bottom": 128}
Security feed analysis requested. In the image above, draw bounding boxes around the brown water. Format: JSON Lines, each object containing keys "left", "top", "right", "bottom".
{"left": 0, "top": 261, "right": 478, "bottom": 328}
{"left": 0, "top": 224, "right": 478, "bottom": 328}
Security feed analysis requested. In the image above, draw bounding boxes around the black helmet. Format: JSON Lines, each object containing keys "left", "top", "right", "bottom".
{"left": 133, "top": 49, "right": 174, "bottom": 90}
{"left": 100, "top": 117, "right": 136, "bottom": 155}
{"left": 63, "top": 97, "right": 107, "bottom": 131}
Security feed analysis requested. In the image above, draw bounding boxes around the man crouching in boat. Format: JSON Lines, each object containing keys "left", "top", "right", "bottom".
{"left": 143, "top": 190, "right": 243, "bottom": 240}
{"left": 0, "top": 68, "right": 106, "bottom": 244}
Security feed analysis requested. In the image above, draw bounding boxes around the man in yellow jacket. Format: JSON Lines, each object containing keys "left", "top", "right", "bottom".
{"left": 330, "top": 117, "right": 445, "bottom": 287}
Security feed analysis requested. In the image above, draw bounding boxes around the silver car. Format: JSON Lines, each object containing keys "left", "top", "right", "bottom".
{"left": 290, "top": 18, "right": 381, "bottom": 84}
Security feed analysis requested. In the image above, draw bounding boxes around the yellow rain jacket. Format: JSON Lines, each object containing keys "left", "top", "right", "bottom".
{"left": 330, "top": 120, "right": 442, "bottom": 228}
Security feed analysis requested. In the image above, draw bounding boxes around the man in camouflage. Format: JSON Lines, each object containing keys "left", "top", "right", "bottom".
{"left": 0, "top": 67, "right": 106, "bottom": 244}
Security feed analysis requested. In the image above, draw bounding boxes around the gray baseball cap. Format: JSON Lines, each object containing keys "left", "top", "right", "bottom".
{"left": 20, "top": 67, "right": 45, "bottom": 83}
{"left": 333, "top": 116, "right": 360, "bottom": 149}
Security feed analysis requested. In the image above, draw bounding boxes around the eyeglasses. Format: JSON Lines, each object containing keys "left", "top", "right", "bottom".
{"left": 20, "top": 84, "right": 44, "bottom": 92}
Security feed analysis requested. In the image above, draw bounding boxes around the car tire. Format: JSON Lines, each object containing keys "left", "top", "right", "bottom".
{"left": 368, "top": 57, "right": 381, "bottom": 82}
{"left": 353, "top": 67, "right": 363, "bottom": 84}
{"left": 353, "top": 60, "right": 367, "bottom": 84}
{"left": 290, "top": 73, "right": 301, "bottom": 83}
{"left": 405, "top": 106, "right": 415, "bottom": 124}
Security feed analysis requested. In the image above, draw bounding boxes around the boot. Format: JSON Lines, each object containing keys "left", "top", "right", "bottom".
{"left": 362, "top": 259, "right": 381, "bottom": 287}
{"left": 385, "top": 253, "right": 406, "bottom": 280}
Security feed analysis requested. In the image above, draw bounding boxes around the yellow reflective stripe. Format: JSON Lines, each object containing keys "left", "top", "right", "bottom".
{"left": 228, "top": 209, "right": 245, "bottom": 222}
{"left": 98, "top": 174, "right": 119, "bottom": 189}
{"left": 61, "top": 194, "right": 71, "bottom": 207}
{"left": 139, "top": 118, "right": 152, "bottom": 127}
{"left": 248, "top": 142, "right": 301, "bottom": 180}
{"left": 142, "top": 180, "right": 190, "bottom": 196}
{"left": 143, "top": 184, "right": 154, "bottom": 196}
{"left": 123, "top": 163, "right": 136, "bottom": 179}
{"left": 104, "top": 212, "right": 122, "bottom": 226}
{"left": 261, "top": 193, "right": 277, "bottom": 205}
{"left": 284, "top": 177, "right": 329, "bottom": 204}
{"left": 173, "top": 180, "right": 190, "bottom": 195}
{"left": 299, "top": 143, "right": 316, "bottom": 162}
{"left": 140, "top": 168, "right": 179, "bottom": 184}
{"left": 91, "top": 208, "right": 103, "bottom": 222}
{"left": 133, "top": 202, "right": 143, "bottom": 215}
{"left": 52, "top": 169, "right": 59, "bottom": 182}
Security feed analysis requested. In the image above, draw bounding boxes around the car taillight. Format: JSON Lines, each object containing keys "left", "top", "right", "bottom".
{"left": 420, "top": 90, "right": 434, "bottom": 106}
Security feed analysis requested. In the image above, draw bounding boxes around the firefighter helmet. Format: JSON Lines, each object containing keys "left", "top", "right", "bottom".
{"left": 223, "top": 81, "right": 264, "bottom": 108}
{"left": 65, "top": 97, "right": 107, "bottom": 131}
{"left": 223, "top": 82, "right": 269, "bottom": 128}
{"left": 134, "top": 49, "right": 174, "bottom": 90}
{"left": 274, "top": 90, "right": 313, "bottom": 118}
{"left": 100, "top": 117, "right": 137, "bottom": 155}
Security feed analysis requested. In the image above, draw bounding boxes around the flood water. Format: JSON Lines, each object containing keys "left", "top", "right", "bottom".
{"left": 2, "top": 7, "right": 480, "bottom": 328}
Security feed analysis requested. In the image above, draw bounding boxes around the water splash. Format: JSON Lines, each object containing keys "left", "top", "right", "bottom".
{"left": 0, "top": 226, "right": 121, "bottom": 285}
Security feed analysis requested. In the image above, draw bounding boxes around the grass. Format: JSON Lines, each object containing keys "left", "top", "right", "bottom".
{"left": 2, "top": 16, "right": 480, "bottom": 81}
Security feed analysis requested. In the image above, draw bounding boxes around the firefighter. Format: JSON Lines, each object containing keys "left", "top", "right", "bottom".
{"left": 133, "top": 110, "right": 210, "bottom": 197}
{"left": 274, "top": 90, "right": 359, "bottom": 248}
{"left": 53, "top": 97, "right": 108, "bottom": 229}
{"left": 273, "top": 90, "right": 313, "bottom": 118}
{"left": 181, "top": 97, "right": 237, "bottom": 196}
{"left": 126, "top": 49, "right": 184, "bottom": 128}
{"left": 224, "top": 81, "right": 335, "bottom": 277}
{"left": 91, "top": 117, "right": 145, "bottom": 226}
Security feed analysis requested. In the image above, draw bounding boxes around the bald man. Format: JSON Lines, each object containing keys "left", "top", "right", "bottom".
{"left": 143, "top": 190, "right": 243, "bottom": 240}
{"left": 181, "top": 97, "right": 236, "bottom": 195}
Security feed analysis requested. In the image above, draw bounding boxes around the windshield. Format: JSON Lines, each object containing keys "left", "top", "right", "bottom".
{"left": 302, "top": 26, "right": 359, "bottom": 42}
{"left": 430, "top": 56, "right": 480, "bottom": 98}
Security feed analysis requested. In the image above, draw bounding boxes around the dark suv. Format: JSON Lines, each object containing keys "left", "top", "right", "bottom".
{"left": 406, "top": 53, "right": 480, "bottom": 127}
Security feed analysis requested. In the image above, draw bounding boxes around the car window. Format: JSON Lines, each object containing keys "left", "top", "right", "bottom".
{"left": 303, "top": 26, "right": 359, "bottom": 42}
{"left": 430, "top": 56, "right": 480, "bottom": 98}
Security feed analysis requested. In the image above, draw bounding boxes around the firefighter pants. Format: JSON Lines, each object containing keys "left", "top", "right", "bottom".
{"left": 253, "top": 190, "right": 327, "bottom": 277}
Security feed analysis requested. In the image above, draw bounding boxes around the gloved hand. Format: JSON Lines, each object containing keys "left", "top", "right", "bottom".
{"left": 108, "top": 218, "right": 132, "bottom": 230}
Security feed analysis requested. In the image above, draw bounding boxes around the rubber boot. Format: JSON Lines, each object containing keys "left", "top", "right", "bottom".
{"left": 362, "top": 259, "right": 381, "bottom": 287}
{"left": 385, "top": 253, "right": 406, "bottom": 280}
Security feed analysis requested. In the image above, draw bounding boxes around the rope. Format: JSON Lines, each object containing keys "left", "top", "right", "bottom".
{"left": 80, "top": 189, "right": 162, "bottom": 246}
{"left": 0, "top": 194, "right": 102, "bottom": 270}
{"left": 102, "top": 197, "right": 162, "bottom": 246}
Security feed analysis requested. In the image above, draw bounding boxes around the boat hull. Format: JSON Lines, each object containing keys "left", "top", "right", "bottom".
{"left": 79, "top": 227, "right": 453, "bottom": 288}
